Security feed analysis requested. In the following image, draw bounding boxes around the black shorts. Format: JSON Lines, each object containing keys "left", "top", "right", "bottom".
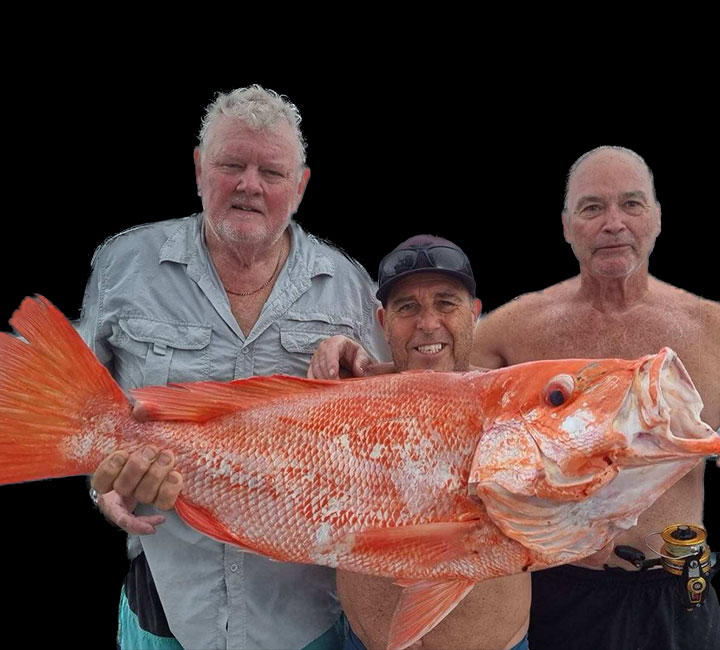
{"left": 529, "top": 564, "right": 720, "bottom": 650}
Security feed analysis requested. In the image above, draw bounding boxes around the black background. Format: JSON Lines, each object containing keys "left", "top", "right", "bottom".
{"left": 1, "top": 71, "right": 717, "bottom": 645}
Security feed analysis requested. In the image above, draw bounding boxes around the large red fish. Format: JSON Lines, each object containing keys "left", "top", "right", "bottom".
{"left": 1, "top": 296, "right": 718, "bottom": 649}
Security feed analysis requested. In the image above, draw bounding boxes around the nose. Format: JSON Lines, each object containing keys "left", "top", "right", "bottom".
{"left": 235, "top": 167, "right": 262, "bottom": 195}
{"left": 416, "top": 306, "right": 442, "bottom": 332}
{"left": 601, "top": 203, "right": 628, "bottom": 234}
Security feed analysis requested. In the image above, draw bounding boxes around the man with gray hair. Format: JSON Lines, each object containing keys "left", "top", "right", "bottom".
{"left": 86, "top": 85, "right": 388, "bottom": 649}
{"left": 472, "top": 145, "right": 720, "bottom": 649}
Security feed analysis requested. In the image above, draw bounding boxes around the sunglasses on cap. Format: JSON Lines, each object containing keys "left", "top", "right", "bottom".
{"left": 379, "top": 245, "right": 473, "bottom": 280}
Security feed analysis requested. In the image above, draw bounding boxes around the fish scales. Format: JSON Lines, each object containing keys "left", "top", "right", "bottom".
{"left": 2, "top": 296, "right": 719, "bottom": 650}
{"left": 144, "top": 373, "right": 487, "bottom": 571}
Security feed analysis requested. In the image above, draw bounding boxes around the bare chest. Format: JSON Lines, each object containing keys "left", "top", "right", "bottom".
{"left": 526, "top": 306, "right": 693, "bottom": 360}
{"left": 507, "top": 302, "right": 719, "bottom": 427}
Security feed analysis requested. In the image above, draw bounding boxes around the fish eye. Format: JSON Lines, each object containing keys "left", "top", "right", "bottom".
{"left": 543, "top": 374, "right": 575, "bottom": 407}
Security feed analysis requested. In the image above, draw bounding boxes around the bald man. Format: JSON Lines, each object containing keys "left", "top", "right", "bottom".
{"left": 472, "top": 146, "right": 720, "bottom": 649}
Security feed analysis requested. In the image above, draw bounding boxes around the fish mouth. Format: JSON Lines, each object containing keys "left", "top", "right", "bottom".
{"left": 613, "top": 347, "right": 718, "bottom": 460}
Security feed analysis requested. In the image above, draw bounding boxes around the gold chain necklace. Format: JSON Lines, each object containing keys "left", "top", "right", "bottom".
{"left": 223, "top": 241, "right": 285, "bottom": 297}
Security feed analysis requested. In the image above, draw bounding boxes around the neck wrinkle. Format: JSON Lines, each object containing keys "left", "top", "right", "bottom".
{"left": 206, "top": 226, "right": 290, "bottom": 286}
{"left": 576, "top": 265, "right": 651, "bottom": 313}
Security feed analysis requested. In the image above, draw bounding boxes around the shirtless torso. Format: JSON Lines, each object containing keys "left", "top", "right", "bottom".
{"left": 468, "top": 146, "right": 720, "bottom": 649}
{"left": 472, "top": 276, "right": 720, "bottom": 563}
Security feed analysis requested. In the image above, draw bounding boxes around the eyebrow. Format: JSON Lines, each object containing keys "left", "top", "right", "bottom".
{"left": 620, "top": 191, "right": 649, "bottom": 202}
{"left": 575, "top": 190, "right": 649, "bottom": 209}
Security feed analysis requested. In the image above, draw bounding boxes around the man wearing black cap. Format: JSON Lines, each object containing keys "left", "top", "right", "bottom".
{"left": 374, "top": 234, "right": 479, "bottom": 372}
{"left": 308, "top": 235, "right": 531, "bottom": 650}
{"left": 307, "top": 234, "right": 479, "bottom": 379}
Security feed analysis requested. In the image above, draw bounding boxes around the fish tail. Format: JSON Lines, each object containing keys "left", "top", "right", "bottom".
{"left": 0, "top": 296, "right": 130, "bottom": 485}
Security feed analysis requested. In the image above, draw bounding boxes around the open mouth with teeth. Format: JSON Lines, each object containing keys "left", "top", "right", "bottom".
{"left": 414, "top": 343, "right": 447, "bottom": 355}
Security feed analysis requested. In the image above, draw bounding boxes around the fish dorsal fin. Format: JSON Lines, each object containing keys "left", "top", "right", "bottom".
{"left": 335, "top": 520, "right": 480, "bottom": 568}
{"left": 388, "top": 578, "right": 475, "bottom": 650}
{"left": 175, "top": 497, "right": 263, "bottom": 555}
{"left": 131, "top": 374, "right": 339, "bottom": 422}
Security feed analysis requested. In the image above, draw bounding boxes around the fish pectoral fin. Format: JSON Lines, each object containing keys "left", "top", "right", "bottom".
{"left": 388, "top": 578, "right": 475, "bottom": 650}
{"left": 131, "top": 374, "right": 340, "bottom": 422}
{"left": 174, "top": 497, "right": 262, "bottom": 555}
{"left": 333, "top": 520, "right": 480, "bottom": 568}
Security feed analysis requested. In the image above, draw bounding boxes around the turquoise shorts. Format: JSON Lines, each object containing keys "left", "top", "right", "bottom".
{"left": 118, "top": 586, "right": 182, "bottom": 650}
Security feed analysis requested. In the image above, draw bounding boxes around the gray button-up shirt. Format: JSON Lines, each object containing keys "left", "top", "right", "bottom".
{"left": 77, "top": 214, "right": 389, "bottom": 650}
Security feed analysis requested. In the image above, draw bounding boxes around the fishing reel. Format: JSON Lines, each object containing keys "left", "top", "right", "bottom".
{"left": 614, "top": 524, "right": 718, "bottom": 609}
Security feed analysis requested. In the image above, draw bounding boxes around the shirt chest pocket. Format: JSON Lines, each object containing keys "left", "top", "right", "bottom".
{"left": 109, "top": 316, "right": 212, "bottom": 388}
{"left": 274, "top": 315, "right": 356, "bottom": 376}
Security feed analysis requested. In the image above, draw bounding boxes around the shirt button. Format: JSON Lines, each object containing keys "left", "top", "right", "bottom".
{"left": 230, "top": 564, "right": 238, "bottom": 572}
{"left": 242, "top": 348, "right": 249, "bottom": 354}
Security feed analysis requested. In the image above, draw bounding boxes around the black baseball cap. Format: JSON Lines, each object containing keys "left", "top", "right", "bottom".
{"left": 376, "top": 234, "right": 476, "bottom": 305}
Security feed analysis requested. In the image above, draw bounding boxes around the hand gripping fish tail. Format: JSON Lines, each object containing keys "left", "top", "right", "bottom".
{"left": 0, "top": 296, "right": 133, "bottom": 484}
{"left": 1, "top": 296, "right": 720, "bottom": 650}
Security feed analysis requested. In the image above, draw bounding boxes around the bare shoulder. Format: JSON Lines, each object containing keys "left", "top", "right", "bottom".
{"left": 650, "top": 278, "right": 720, "bottom": 427}
{"left": 684, "top": 293, "right": 720, "bottom": 334}
{"left": 472, "top": 278, "right": 578, "bottom": 368}
{"left": 652, "top": 277, "right": 720, "bottom": 333}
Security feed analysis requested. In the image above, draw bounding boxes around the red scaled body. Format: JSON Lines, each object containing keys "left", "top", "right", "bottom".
{"left": 134, "top": 371, "right": 529, "bottom": 582}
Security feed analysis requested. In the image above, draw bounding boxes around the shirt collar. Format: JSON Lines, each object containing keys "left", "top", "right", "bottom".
{"left": 286, "top": 220, "right": 336, "bottom": 279}
{"left": 158, "top": 213, "right": 336, "bottom": 280}
{"left": 158, "top": 213, "right": 201, "bottom": 265}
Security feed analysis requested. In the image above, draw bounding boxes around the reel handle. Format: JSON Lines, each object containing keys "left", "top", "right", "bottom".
{"left": 614, "top": 545, "right": 662, "bottom": 570}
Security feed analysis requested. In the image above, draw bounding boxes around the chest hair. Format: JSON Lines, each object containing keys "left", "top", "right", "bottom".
{"left": 520, "top": 303, "right": 693, "bottom": 362}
